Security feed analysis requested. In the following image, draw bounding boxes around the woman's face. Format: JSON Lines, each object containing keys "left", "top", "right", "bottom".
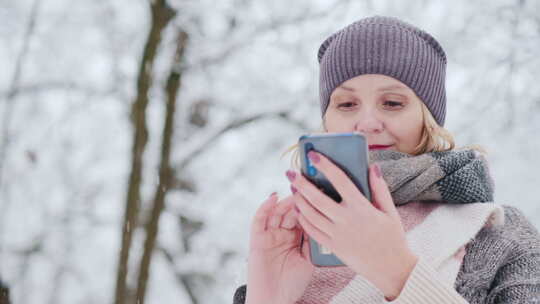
{"left": 324, "top": 74, "right": 424, "bottom": 154}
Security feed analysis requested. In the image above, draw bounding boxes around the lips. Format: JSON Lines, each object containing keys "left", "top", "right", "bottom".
{"left": 368, "top": 145, "right": 393, "bottom": 150}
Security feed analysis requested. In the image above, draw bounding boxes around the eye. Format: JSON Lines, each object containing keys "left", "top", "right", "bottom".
{"left": 338, "top": 102, "right": 357, "bottom": 109}
{"left": 383, "top": 100, "right": 404, "bottom": 108}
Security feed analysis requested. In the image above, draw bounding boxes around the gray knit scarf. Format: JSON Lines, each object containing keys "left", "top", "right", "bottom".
{"left": 368, "top": 148, "right": 494, "bottom": 205}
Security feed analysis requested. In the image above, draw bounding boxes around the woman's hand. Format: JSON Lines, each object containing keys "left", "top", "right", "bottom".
{"left": 287, "top": 150, "right": 418, "bottom": 301}
{"left": 246, "top": 192, "right": 315, "bottom": 304}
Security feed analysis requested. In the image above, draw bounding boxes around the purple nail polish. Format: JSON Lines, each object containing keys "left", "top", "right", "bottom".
{"left": 286, "top": 170, "right": 296, "bottom": 182}
{"left": 290, "top": 185, "right": 297, "bottom": 194}
{"left": 307, "top": 151, "right": 320, "bottom": 163}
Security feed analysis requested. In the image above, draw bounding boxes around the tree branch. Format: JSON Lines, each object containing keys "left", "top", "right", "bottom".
{"left": 0, "top": 0, "right": 41, "bottom": 265}
{"left": 172, "top": 110, "right": 309, "bottom": 172}
{"left": 157, "top": 246, "right": 200, "bottom": 304}
{"left": 185, "top": 0, "right": 347, "bottom": 70}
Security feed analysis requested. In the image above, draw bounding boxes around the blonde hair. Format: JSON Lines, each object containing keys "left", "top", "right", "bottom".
{"left": 280, "top": 102, "right": 486, "bottom": 169}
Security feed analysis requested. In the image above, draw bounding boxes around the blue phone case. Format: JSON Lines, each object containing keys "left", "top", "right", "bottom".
{"left": 298, "top": 132, "right": 371, "bottom": 267}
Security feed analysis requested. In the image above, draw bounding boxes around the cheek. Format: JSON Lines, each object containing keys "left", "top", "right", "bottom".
{"left": 402, "top": 123, "right": 423, "bottom": 145}
{"left": 409, "top": 126, "right": 424, "bottom": 148}
{"left": 385, "top": 113, "right": 423, "bottom": 147}
{"left": 324, "top": 112, "right": 355, "bottom": 132}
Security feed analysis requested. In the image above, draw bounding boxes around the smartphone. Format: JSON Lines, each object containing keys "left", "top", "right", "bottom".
{"left": 297, "top": 132, "right": 371, "bottom": 267}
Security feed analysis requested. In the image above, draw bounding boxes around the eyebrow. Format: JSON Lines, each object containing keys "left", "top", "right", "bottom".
{"left": 338, "top": 84, "right": 409, "bottom": 92}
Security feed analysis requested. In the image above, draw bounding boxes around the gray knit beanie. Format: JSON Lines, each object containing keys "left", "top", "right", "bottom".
{"left": 318, "top": 15, "right": 447, "bottom": 126}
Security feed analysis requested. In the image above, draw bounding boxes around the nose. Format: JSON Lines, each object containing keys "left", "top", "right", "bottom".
{"left": 354, "top": 113, "right": 384, "bottom": 134}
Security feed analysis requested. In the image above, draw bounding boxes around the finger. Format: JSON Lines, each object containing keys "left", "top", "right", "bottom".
{"left": 268, "top": 195, "right": 295, "bottom": 229}
{"left": 287, "top": 170, "right": 342, "bottom": 222}
{"left": 294, "top": 192, "right": 334, "bottom": 235}
{"left": 369, "top": 164, "right": 399, "bottom": 218}
{"left": 280, "top": 208, "right": 299, "bottom": 229}
{"left": 251, "top": 192, "right": 279, "bottom": 233}
{"left": 273, "top": 196, "right": 295, "bottom": 216}
{"left": 300, "top": 232, "right": 311, "bottom": 260}
{"left": 306, "top": 150, "right": 371, "bottom": 208}
{"left": 297, "top": 212, "right": 332, "bottom": 251}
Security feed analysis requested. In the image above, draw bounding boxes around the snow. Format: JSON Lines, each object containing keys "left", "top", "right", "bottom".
{"left": 0, "top": 0, "right": 539, "bottom": 303}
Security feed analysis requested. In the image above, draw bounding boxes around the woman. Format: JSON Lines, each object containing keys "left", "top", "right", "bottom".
{"left": 233, "top": 16, "right": 540, "bottom": 303}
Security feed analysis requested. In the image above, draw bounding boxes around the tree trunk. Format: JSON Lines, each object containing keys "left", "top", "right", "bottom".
{"left": 134, "top": 29, "right": 189, "bottom": 304}
{"left": 113, "top": 1, "right": 176, "bottom": 304}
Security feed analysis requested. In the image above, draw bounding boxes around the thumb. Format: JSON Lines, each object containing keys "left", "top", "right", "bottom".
{"left": 369, "top": 163, "right": 398, "bottom": 218}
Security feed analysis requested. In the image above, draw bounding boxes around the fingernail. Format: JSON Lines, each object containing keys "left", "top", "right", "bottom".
{"left": 286, "top": 170, "right": 296, "bottom": 182}
{"left": 307, "top": 151, "right": 320, "bottom": 163}
{"left": 374, "top": 164, "right": 382, "bottom": 178}
{"left": 290, "top": 185, "right": 297, "bottom": 194}
{"left": 269, "top": 191, "right": 277, "bottom": 197}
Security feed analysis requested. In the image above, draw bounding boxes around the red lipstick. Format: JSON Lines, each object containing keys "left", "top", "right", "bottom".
{"left": 369, "top": 145, "right": 393, "bottom": 150}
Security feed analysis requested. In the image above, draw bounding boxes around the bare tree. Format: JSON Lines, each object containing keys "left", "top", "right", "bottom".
{"left": 133, "top": 29, "right": 188, "bottom": 304}
{"left": 113, "top": 1, "right": 176, "bottom": 303}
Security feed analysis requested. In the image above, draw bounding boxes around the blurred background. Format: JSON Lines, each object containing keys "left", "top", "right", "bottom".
{"left": 0, "top": 0, "right": 539, "bottom": 303}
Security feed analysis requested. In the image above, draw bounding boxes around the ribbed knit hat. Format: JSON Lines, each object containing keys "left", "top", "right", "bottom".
{"left": 318, "top": 16, "right": 447, "bottom": 126}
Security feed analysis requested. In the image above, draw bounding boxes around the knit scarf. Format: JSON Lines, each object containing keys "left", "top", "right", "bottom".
{"left": 367, "top": 148, "right": 495, "bottom": 205}
{"left": 296, "top": 148, "right": 503, "bottom": 303}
